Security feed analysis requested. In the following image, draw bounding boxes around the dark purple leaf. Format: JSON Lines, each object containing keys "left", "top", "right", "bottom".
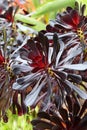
{"left": 68, "top": 73, "right": 82, "bottom": 83}
{"left": 79, "top": 100, "right": 87, "bottom": 117}
{"left": 51, "top": 115, "right": 64, "bottom": 129}
{"left": 38, "top": 112, "right": 50, "bottom": 120}
{"left": 81, "top": 4, "right": 86, "bottom": 16}
{"left": 59, "top": 107, "right": 68, "bottom": 121}
{"left": 73, "top": 102, "right": 80, "bottom": 116}
{"left": 76, "top": 115, "right": 87, "bottom": 130}
{"left": 66, "top": 95, "right": 72, "bottom": 112}
{"left": 33, "top": 120, "right": 53, "bottom": 129}
{"left": 51, "top": 33, "right": 59, "bottom": 63}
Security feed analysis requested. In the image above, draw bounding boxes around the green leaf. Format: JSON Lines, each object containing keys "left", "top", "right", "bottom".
{"left": 32, "top": 0, "right": 40, "bottom": 8}
{"left": 15, "top": 14, "right": 46, "bottom": 31}
{"left": 31, "top": 0, "right": 75, "bottom": 17}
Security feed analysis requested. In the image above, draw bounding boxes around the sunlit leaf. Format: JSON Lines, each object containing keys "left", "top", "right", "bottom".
{"left": 31, "top": 0, "right": 75, "bottom": 17}
{"left": 15, "top": 13, "right": 46, "bottom": 31}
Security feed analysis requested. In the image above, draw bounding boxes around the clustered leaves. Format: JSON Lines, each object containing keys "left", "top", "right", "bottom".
{"left": 32, "top": 96, "right": 87, "bottom": 130}
{"left": 0, "top": 1, "right": 87, "bottom": 129}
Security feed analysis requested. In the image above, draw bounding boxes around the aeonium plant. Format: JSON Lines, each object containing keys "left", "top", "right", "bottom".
{"left": 0, "top": 0, "right": 39, "bottom": 122}
{"left": 41, "top": 1, "right": 87, "bottom": 83}
{"left": 0, "top": 4, "right": 34, "bottom": 121}
{"left": 12, "top": 31, "right": 87, "bottom": 112}
{"left": 45, "top": 2, "right": 87, "bottom": 46}
{"left": 32, "top": 95, "right": 87, "bottom": 130}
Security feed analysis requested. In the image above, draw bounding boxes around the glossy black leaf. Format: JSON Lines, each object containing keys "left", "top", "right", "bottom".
{"left": 81, "top": 4, "right": 86, "bottom": 16}
{"left": 66, "top": 95, "right": 72, "bottom": 112}
{"left": 52, "top": 126, "right": 61, "bottom": 130}
{"left": 79, "top": 99, "right": 87, "bottom": 117}
{"left": 59, "top": 107, "right": 68, "bottom": 121}
{"left": 53, "top": 70, "right": 67, "bottom": 80}
{"left": 36, "top": 121, "right": 53, "bottom": 129}
{"left": 51, "top": 115, "right": 64, "bottom": 129}
{"left": 73, "top": 102, "right": 80, "bottom": 116}
{"left": 38, "top": 32, "right": 49, "bottom": 61}
{"left": 31, "top": 119, "right": 42, "bottom": 126}
{"left": 38, "top": 112, "right": 50, "bottom": 120}
{"left": 76, "top": 114, "right": 87, "bottom": 130}
{"left": 68, "top": 73, "right": 82, "bottom": 83}
{"left": 51, "top": 33, "right": 59, "bottom": 63}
